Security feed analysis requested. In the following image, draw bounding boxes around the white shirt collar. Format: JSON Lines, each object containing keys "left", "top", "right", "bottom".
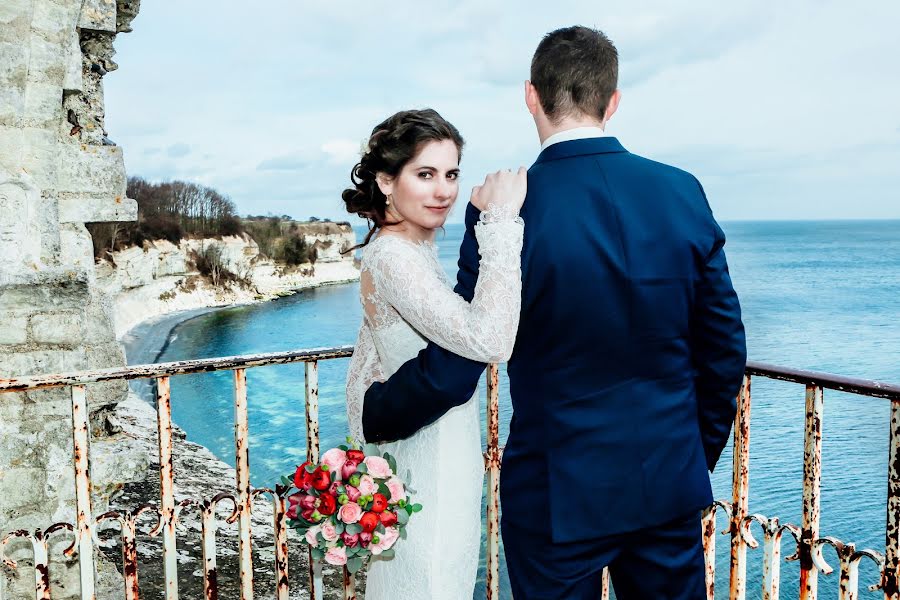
{"left": 540, "top": 126, "right": 609, "bottom": 151}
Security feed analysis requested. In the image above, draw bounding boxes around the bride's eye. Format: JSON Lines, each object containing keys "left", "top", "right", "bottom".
{"left": 418, "top": 172, "right": 433, "bottom": 180}
{"left": 447, "top": 172, "right": 460, "bottom": 181}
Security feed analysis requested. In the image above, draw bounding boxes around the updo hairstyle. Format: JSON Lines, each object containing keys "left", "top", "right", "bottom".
{"left": 342, "top": 108, "right": 464, "bottom": 249}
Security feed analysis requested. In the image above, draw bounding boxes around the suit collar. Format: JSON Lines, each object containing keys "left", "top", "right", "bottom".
{"left": 534, "top": 136, "right": 627, "bottom": 165}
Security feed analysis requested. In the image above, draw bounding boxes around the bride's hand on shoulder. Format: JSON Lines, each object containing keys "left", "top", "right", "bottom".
{"left": 470, "top": 167, "right": 527, "bottom": 213}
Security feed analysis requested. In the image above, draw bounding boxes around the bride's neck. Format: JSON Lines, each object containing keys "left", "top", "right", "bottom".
{"left": 380, "top": 221, "right": 437, "bottom": 244}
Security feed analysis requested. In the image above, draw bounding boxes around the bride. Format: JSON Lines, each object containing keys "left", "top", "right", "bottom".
{"left": 343, "top": 108, "right": 526, "bottom": 599}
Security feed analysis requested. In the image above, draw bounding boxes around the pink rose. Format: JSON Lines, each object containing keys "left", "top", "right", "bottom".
{"left": 338, "top": 502, "right": 362, "bottom": 524}
{"left": 357, "top": 474, "right": 378, "bottom": 497}
{"left": 320, "top": 521, "right": 339, "bottom": 543}
{"left": 324, "top": 545, "right": 347, "bottom": 566}
{"left": 369, "top": 527, "right": 400, "bottom": 555}
{"left": 305, "top": 525, "right": 320, "bottom": 547}
{"left": 299, "top": 495, "right": 317, "bottom": 510}
{"left": 341, "top": 532, "right": 359, "bottom": 548}
{"left": 364, "top": 456, "right": 393, "bottom": 478}
{"left": 321, "top": 448, "right": 347, "bottom": 479}
{"left": 345, "top": 485, "right": 361, "bottom": 502}
{"left": 385, "top": 477, "right": 406, "bottom": 504}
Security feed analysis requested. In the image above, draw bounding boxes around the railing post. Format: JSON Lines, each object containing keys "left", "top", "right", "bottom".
{"left": 485, "top": 364, "right": 501, "bottom": 600}
{"left": 800, "top": 385, "right": 824, "bottom": 600}
{"left": 121, "top": 514, "right": 141, "bottom": 600}
{"left": 273, "top": 491, "right": 290, "bottom": 600}
{"left": 305, "top": 361, "right": 323, "bottom": 600}
{"left": 884, "top": 400, "right": 900, "bottom": 599}
{"left": 730, "top": 375, "right": 751, "bottom": 600}
{"left": 702, "top": 504, "right": 718, "bottom": 600}
{"left": 156, "top": 376, "right": 178, "bottom": 599}
{"left": 234, "top": 368, "right": 254, "bottom": 600}
{"left": 71, "top": 385, "right": 97, "bottom": 600}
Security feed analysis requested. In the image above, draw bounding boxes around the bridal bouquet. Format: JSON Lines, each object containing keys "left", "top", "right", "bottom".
{"left": 281, "top": 438, "right": 421, "bottom": 573}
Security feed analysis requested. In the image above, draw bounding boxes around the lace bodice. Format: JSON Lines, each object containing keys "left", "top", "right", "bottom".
{"left": 343, "top": 209, "right": 523, "bottom": 600}
{"left": 345, "top": 213, "right": 524, "bottom": 441}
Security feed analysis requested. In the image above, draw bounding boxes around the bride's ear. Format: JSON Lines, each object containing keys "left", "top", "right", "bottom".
{"left": 375, "top": 174, "right": 394, "bottom": 198}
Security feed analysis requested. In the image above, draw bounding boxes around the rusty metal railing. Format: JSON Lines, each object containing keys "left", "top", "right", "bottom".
{"left": 1, "top": 350, "right": 899, "bottom": 599}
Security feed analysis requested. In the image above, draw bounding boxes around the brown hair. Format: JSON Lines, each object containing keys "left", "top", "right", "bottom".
{"left": 530, "top": 26, "right": 619, "bottom": 124}
{"left": 342, "top": 108, "right": 464, "bottom": 250}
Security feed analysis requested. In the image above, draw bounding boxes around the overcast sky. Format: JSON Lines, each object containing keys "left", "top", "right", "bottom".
{"left": 104, "top": 1, "right": 900, "bottom": 224}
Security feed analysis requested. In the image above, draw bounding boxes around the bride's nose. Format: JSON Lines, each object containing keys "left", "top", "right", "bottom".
{"left": 435, "top": 178, "right": 454, "bottom": 200}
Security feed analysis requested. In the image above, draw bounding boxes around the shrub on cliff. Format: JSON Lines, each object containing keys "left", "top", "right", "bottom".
{"left": 190, "top": 244, "right": 251, "bottom": 289}
{"left": 279, "top": 234, "right": 314, "bottom": 266}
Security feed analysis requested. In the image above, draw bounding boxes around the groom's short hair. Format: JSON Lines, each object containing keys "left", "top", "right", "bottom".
{"left": 530, "top": 26, "right": 618, "bottom": 124}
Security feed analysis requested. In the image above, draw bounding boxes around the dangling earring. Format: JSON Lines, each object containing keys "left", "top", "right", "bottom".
{"left": 386, "top": 194, "right": 392, "bottom": 207}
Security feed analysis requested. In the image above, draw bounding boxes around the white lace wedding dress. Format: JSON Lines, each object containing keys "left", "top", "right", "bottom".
{"left": 345, "top": 208, "right": 524, "bottom": 600}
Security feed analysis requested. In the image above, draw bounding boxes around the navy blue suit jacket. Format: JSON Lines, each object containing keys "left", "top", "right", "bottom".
{"left": 362, "top": 137, "right": 746, "bottom": 542}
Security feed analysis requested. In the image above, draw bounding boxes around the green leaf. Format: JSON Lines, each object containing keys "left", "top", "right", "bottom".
{"left": 377, "top": 482, "right": 390, "bottom": 497}
{"left": 338, "top": 444, "right": 348, "bottom": 452}
{"left": 385, "top": 453, "right": 397, "bottom": 474}
{"left": 305, "top": 463, "right": 316, "bottom": 473}
{"left": 355, "top": 463, "right": 368, "bottom": 474}
{"left": 281, "top": 475, "right": 293, "bottom": 487}
{"left": 311, "top": 547, "right": 325, "bottom": 561}
{"left": 399, "top": 527, "right": 408, "bottom": 540}
{"left": 396, "top": 510, "right": 409, "bottom": 525}
{"left": 411, "top": 503, "right": 422, "bottom": 513}
{"left": 375, "top": 523, "right": 385, "bottom": 534}
{"left": 364, "top": 443, "right": 380, "bottom": 456}
{"left": 347, "top": 557, "right": 364, "bottom": 573}
{"left": 379, "top": 549, "right": 395, "bottom": 559}
{"left": 345, "top": 523, "right": 363, "bottom": 535}
{"left": 334, "top": 521, "right": 345, "bottom": 535}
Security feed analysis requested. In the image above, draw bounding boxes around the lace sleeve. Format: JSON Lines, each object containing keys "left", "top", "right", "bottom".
{"left": 345, "top": 321, "right": 384, "bottom": 443}
{"left": 369, "top": 217, "right": 524, "bottom": 363}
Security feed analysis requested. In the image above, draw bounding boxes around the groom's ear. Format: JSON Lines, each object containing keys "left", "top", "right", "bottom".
{"left": 604, "top": 89, "right": 622, "bottom": 123}
{"left": 524, "top": 80, "right": 541, "bottom": 116}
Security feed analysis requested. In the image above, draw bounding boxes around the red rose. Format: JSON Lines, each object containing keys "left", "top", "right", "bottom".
{"left": 341, "top": 532, "right": 359, "bottom": 548}
{"left": 311, "top": 467, "right": 331, "bottom": 491}
{"left": 358, "top": 532, "right": 372, "bottom": 547}
{"left": 371, "top": 493, "right": 388, "bottom": 513}
{"left": 317, "top": 492, "right": 337, "bottom": 516}
{"left": 359, "top": 511, "right": 380, "bottom": 533}
{"left": 346, "top": 449, "right": 365, "bottom": 463}
{"left": 379, "top": 510, "right": 398, "bottom": 527}
{"left": 294, "top": 462, "right": 313, "bottom": 490}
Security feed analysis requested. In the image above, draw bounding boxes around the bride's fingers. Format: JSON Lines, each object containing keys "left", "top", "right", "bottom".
{"left": 471, "top": 185, "right": 482, "bottom": 204}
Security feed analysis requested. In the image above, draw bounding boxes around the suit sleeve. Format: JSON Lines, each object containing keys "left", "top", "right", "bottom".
{"left": 362, "top": 203, "right": 491, "bottom": 442}
{"left": 693, "top": 185, "right": 747, "bottom": 472}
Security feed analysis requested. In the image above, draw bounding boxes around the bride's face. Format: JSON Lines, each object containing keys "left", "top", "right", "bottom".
{"left": 379, "top": 139, "right": 460, "bottom": 235}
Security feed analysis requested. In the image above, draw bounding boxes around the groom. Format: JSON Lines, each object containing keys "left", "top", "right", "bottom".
{"left": 363, "top": 26, "right": 746, "bottom": 599}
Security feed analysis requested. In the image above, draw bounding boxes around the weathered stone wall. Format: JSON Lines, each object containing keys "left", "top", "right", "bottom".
{"left": 0, "top": 1, "right": 144, "bottom": 598}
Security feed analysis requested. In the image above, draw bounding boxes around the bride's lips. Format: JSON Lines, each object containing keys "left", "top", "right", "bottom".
{"left": 425, "top": 206, "right": 450, "bottom": 213}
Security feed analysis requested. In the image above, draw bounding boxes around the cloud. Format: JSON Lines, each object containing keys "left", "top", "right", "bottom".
{"left": 166, "top": 143, "right": 191, "bottom": 158}
{"left": 321, "top": 139, "right": 362, "bottom": 166}
{"left": 256, "top": 155, "right": 310, "bottom": 172}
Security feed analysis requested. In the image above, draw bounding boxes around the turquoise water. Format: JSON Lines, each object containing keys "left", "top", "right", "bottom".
{"left": 127, "top": 220, "right": 900, "bottom": 599}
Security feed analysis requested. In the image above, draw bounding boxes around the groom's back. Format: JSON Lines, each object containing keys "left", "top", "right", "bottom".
{"left": 503, "top": 136, "right": 724, "bottom": 542}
